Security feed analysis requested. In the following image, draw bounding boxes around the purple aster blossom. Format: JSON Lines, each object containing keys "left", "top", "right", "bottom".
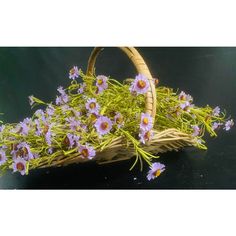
{"left": 94, "top": 116, "right": 113, "bottom": 136}
{"left": 178, "top": 91, "right": 193, "bottom": 102}
{"left": 114, "top": 112, "right": 124, "bottom": 128}
{"left": 34, "top": 109, "right": 46, "bottom": 122}
{"left": 212, "top": 106, "right": 220, "bottom": 116}
{"left": 139, "top": 129, "right": 154, "bottom": 144}
{"left": 61, "top": 104, "right": 70, "bottom": 112}
{"left": 79, "top": 144, "right": 96, "bottom": 160}
{"left": 12, "top": 157, "right": 27, "bottom": 175}
{"left": 46, "top": 105, "right": 55, "bottom": 116}
{"left": 129, "top": 74, "right": 150, "bottom": 95}
{"left": 66, "top": 117, "right": 81, "bottom": 131}
{"left": 57, "top": 86, "right": 66, "bottom": 96}
{"left": 28, "top": 95, "right": 35, "bottom": 106}
{"left": 192, "top": 125, "right": 200, "bottom": 136}
{"left": 96, "top": 75, "right": 108, "bottom": 93}
{"left": 179, "top": 101, "right": 193, "bottom": 112}
{"left": 66, "top": 133, "right": 75, "bottom": 149}
{"left": 56, "top": 94, "right": 69, "bottom": 105}
{"left": 69, "top": 66, "right": 79, "bottom": 80}
{"left": 45, "top": 130, "right": 52, "bottom": 145}
{"left": 224, "top": 119, "right": 234, "bottom": 131}
{"left": 78, "top": 82, "right": 86, "bottom": 94}
{"left": 147, "top": 162, "right": 165, "bottom": 181}
{"left": 17, "top": 142, "right": 34, "bottom": 160}
{"left": 140, "top": 113, "right": 153, "bottom": 131}
{"left": 0, "top": 149, "right": 7, "bottom": 166}
{"left": 85, "top": 98, "right": 100, "bottom": 114}
{"left": 212, "top": 122, "right": 222, "bottom": 131}
{"left": 16, "top": 121, "right": 30, "bottom": 136}
{"left": 0, "top": 125, "right": 5, "bottom": 133}
{"left": 34, "top": 119, "right": 42, "bottom": 136}
{"left": 48, "top": 147, "right": 54, "bottom": 154}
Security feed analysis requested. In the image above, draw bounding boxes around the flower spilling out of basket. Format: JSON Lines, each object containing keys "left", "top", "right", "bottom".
{"left": 0, "top": 66, "right": 234, "bottom": 180}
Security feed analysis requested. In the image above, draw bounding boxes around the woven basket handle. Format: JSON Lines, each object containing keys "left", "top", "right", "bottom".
{"left": 86, "top": 47, "right": 157, "bottom": 120}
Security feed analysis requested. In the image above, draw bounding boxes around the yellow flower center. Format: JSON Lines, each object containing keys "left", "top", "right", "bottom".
{"left": 101, "top": 122, "right": 109, "bottom": 130}
{"left": 89, "top": 102, "right": 96, "bottom": 109}
{"left": 70, "top": 68, "right": 75, "bottom": 74}
{"left": 16, "top": 162, "right": 25, "bottom": 171}
{"left": 97, "top": 78, "right": 103, "bottom": 85}
{"left": 137, "top": 80, "right": 146, "bottom": 89}
{"left": 116, "top": 116, "right": 123, "bottom": 124}
{"left": 81, "top": 149, "right": 89, "bottom": 158}
{"left": 143, "top": 117, "right": 149, "bottom": 125}
{"left": 154, "top": 169, "right": 161, "bottom": 177}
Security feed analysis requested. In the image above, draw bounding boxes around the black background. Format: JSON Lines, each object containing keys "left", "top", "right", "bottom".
{"left": 0, "top": 47, "right": 235, "bottom": 189}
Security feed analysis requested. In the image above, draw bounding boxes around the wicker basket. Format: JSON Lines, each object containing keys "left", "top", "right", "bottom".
{"left": 43, "top": 47, "right": 195, "bottom": 168}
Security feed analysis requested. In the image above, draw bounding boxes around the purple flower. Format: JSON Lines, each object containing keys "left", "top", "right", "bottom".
{"left": 0, "top": 149, "right": 7, "bottom": 166}
{"left": 12, "top": 158, "right": 27, "bottom": 175}
{"left": 147, "top": 162, "right": 165, "bottom": 181}
{"left": 16, "top": 142, "right": 34, "bottom": 160}
{"left": 96, "top": 75, "right": 108, "bottom": 93}
{"left": 66, "top": 133, "right": 76, "bottom": 149}
{"left": 66, "top": 117, "right": 81, "bottom": 131}
{"left": 78, "top": 82, "right": 86, "bottom": 94}
{"left": 56, "top": 87, "right": 69, "bottom": 105}
{"left": 192, "top": 125, "right": 200, "bottom": 136}
{"left": 45, "top": 130, "right": 52, "bottom": 145}
{"left": 0, "top": 125, "right": 5, "bottom": 133}
{"left": 16, "top": 121, "right": 30, "bottom": 136}
{"left": 34, "top": 119, "right": 42, "bottom": 136}
{"left": 224, "top": 119, "right": 234, "bottom": 131}
{"left": 179, "top": 101, "right": 193, "bottom": 112}
{"left": 212, "top": 106, "right": 220, "bottom": 116}
{"left": 139, "top": 129, "right": 154, "bottom": 144}
{"left": 79, "top": 144, "right": 96, "bottom": 160}
{"left": 48, "top": 148, "right": 54, "bottom": 154}
{"left": 178, "top": 91, "right": 193, "bottom": 102}
{"left": 46, "top": 105, "right": 55, "bottom": 116}
{"left": 34, "top": 109, "right": 46, "bottom": 122}
{"left": 28, "top": 95, "right": 35, "bottom": 106}
{"left": 129, "top": 74, "right": 150, "bottom": 95}
{"left": 94, "top": 116, "right": 113, "bottom": 136}
{"left": 69, "top": 66, "right": 79, "bottom": 80}
{"left": 114, "top": 112, "right": 124, "bottom": 128}
{"left": 212, "top": 122, "right": 222, "bottom": 130}
{"left": 85, "top": 98, "right": 100, "bottom": 114}
{"left": 140, "top": 113, "right": 153, "bottom": 131}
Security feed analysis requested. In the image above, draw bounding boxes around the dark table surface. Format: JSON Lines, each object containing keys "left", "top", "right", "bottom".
{"left": 0, "top": 47, "right": 235, "bottom": 189}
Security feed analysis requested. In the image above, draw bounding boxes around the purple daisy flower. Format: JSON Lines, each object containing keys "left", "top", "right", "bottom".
{"left": 45, "top": 130, "right": 52, "bottom": 145}
{"left": 48, "top": 147, "right": 54, "bottom": 154}
{"left": 192, "top": 125, "right": 200, "bottom": 136}
{"left": 212, "top": 106, "right": 220, "bottom": 116}
{"left": 85, "top": 98, "right": 100, "bottom": 114}
{"left": 46, "top": 105, "right": 55, "bottom": 116}
{"left": 212, "top": 122, "right": 222, "bottom": 131}
{"left": 66, "top": 133, "right": 76, "bottom": 149}
{"left": 114, "top": 112, "right": 124, "bottom": 128}
{"left": 129, "top": 74, "right": 150, "bottom": 95}
{"left": 140, "top": 113, "right": 153, "bottom": 131}
{"left": 28, "top": 95, "right": 35, "bottom": 106}
{"left": 12, "top": 157, "right": 27, "bottom": 175}
{"left": 56, "top": 87, "right": 69, "bottom": 105}
{"left": 0, "top": 149, "right": 7, "bottom": 166}
{"left": 139, "top": 129, "right": 154, "bottom": 144}
{"left": 179, "top": 101, "right": 193, "bottom": 112}
{"left": 78, "top": 82, "right": 86, "bottom": 94}
{"left": 0, "top": 125, "right": 5, "bottom": 133}
{"left": 178, "top": 91, "right": 193, "bottom": 102}
{"left": 69, "top": 66, "right": 79, "bottom": 80}
{"left": 94, "top": 116, "right": 113, "bottom": 136}
{"left": 79, "top": 144, "right": 96, "bottom": 160}
{"left": 17, "top": 121, "right": 30, "bottom": 136}
{"left": 224, "top": 119, "right": 234, "bottom": 131}
{"left": 17, "top": 142, "right": 34, "bottom": 160}
{"left": 147, "top": 162, "right": 165, "bottom": 181}
{"left": 57, "top": 86, "right": 66, "bottom": 96}
{"left": 34, "top": 109, "right": 46, "bottom": 122}
{"left": 66, "top": 117, "right": 81, "bottom": 131}
{"left": 96, "top": 75, "right": 108, "bottom": 93}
